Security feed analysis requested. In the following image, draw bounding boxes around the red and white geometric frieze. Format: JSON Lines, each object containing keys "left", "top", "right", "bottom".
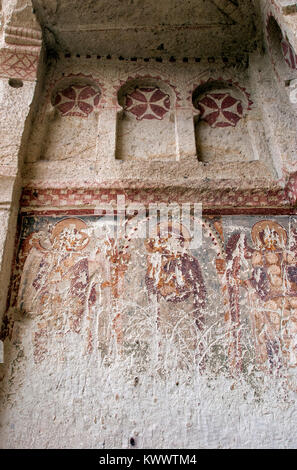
{"left": 0, "top": 49, "right": 40, "bottom": 81}
{"left": 20, "top": 186, "right": 289, "bottom": 213}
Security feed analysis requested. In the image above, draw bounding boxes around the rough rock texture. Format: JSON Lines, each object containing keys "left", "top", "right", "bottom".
{"left": 1, "top": 0, "right": 297, "bottom": 449}
{"left": 31, "top": 0, "right": 260, "bottom": 58}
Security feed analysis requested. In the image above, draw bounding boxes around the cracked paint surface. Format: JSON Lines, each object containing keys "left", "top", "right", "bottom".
{"left": 1, "top": 213, "right": 297, "bottom": 448}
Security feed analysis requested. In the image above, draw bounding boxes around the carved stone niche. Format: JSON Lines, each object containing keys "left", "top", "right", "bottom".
{"left": 116, "top": 78, "right": 177, "bottom": 161}
{"left": 267, "top": 15, "right": 297, "bottom": 87}
{"left": 192, "top": 80, "right": 254, "bottom": 164}
{"left": 27, "top": 77, "right": 101, "bottom": 162}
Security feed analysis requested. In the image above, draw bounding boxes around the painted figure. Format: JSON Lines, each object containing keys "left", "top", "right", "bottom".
{"left": 17, "top": 218, "right": 96, "bottom": 362}
{"left": 226, "top": 220, "right": 297, "bottom": 375}
{"left": 99, "top": 236, "right": 131, "bottom": 352}
{"left": 145, "top": 221, "right": 206, "bottom": 370}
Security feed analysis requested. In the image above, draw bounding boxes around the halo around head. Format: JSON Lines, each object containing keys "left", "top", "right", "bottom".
{"left": 251, "top": 220, "right": 287, "bottom": 250}
{"left": 51, "top": 218, "right": 89, "bottom": 251}
{"left": 150, "top": 220, "right": 192, "bottom": 249}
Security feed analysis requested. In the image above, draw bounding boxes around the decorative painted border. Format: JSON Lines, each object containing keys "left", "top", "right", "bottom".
{"left": 20, "top": 184, "right": 291, "bottom": 214}
{"left": 46, "top": 72, "right": 107, "bottom": 106}
{"left": 115, "top": 73, "right": 182, "bottom": 107}
{"left": 0, "top": 25, "right": 42, "bottom": 81}
{"left": 0, "top": 49, "right": 40, "bottom": 81}
{"left": 187, "top": 76, "right": 253, "bottom": 111}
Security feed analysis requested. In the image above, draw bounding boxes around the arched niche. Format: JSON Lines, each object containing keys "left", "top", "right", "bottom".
{"left": 116, "top": 78, "right": 177, "bottom": 161}
{"left": 267, "top": 15, "right": 297, "bottom": 80}
{"left": 192, "top": 80, "right": 253, "bottom": 164}
{"left": 39, "top": 77, "right": 101, "bottom": 161}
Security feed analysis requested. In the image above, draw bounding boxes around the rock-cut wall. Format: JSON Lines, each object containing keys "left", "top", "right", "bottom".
{"left": 1, "top": 0, "right": 297, "bottom": 449}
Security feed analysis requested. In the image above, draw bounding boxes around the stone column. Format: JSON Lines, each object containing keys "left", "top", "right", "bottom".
{"left": 174, "top": 106, "right": 197, "bottom": 162}
{"left": 0, "top": 0, "right": 42, "bottom": 330}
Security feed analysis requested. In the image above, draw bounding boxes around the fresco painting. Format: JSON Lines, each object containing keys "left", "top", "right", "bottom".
{"left": 3, "top": 213, "right": 297, "bottom": 391}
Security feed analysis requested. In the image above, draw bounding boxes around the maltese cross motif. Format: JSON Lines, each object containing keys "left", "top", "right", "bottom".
{"left": 281, "top": 39, "right": 297, "bottom": 70}
{"left": 124, "top": 87, "right": 171, "bottom": 120}
{"left": 54, "top": 85, "right": 100, "bottom": 118}
{"left": 197, "top": 92, "right": 243, "bottom": 128}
